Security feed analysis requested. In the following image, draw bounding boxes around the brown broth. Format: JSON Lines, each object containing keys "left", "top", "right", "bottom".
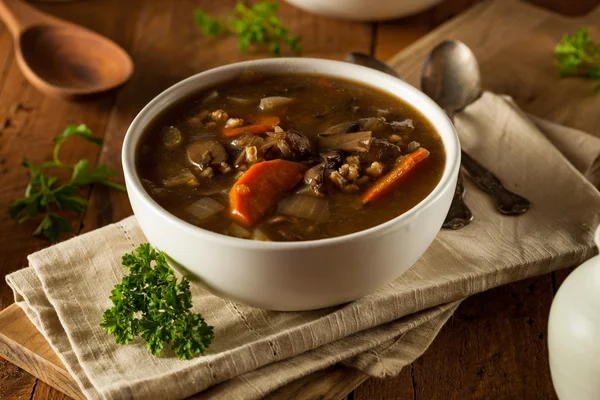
{"left": 136, "top": 73, "right": 445, "bottom": 241}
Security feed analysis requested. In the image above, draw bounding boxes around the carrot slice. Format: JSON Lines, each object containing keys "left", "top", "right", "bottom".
{"left": 222, "top": 116, "right": 280, "bottom": 137}
{"left": 361, "top": 148, "right": 430, "bottom": 205}
{"left": 230, "top": 159, "right": 307, "bottom": 227}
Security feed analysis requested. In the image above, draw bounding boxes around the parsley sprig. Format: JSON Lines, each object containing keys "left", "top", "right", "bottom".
{"left": 8, "top": 125, "right": 126, "bottom": 242}
{"left": 100, "top": 244, "right": 214, "bottom": 360}
{"left": 194, "top": 2, "right": 301, "bottom": 56}
{"left": 555, "top": 28, "right": 600, "bottom": 92}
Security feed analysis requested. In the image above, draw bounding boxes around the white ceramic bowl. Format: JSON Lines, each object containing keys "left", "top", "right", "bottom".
{"left": 283, "top": 0, "right": 444, "bottom": 21}
{"left": 122, "top": 58, "right": 460, "bottom": 311}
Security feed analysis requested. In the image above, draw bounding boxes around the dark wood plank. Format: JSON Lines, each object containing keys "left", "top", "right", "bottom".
{"left": 32, "top": 381, "right": 72, "bottom": 400}
{"left": 376, "top": 0, "right": 600, "bottom": 62}
{"left": 264, "top": 365, "right": 367, "bottom": 400}
{"left": 0, "top": 305, "right": 84, "bottom": 400}
{"left": 353, "top": 368, "right": 414, "bottom": 400}
{"left": 374, "top": 0, "right": 484, "bottom": 61}
{"left": 526, "top": 0, "right": 599, "bottom": 15}
{"left": 0, "top": 357, "right": 37, "bottom": 399}
{"left": 412, "top": 276, "right": 556, "bottom": 400}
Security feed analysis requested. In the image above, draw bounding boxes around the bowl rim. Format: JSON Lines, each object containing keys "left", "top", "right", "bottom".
{"left": 122, "top": 57, "right": 460, "bottom": 250}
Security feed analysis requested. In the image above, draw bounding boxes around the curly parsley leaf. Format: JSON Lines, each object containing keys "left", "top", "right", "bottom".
{"left": 555, "top": 28, "right": 600, "bottom": 92}
{"left": 8, "top": 125, "right": 126, "bottom": 242}
{"left": 194, "top": 1, "right": 301, "bottom": 56}
{"left": 100, "top": 244, "right": 214, "bottom": 360}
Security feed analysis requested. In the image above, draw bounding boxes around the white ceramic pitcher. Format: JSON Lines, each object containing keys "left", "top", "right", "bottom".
{"left": 548, "top": 226, "right": 600, "bottom": 399}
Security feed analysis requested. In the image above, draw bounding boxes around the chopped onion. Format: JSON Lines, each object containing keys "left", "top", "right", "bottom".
{"left": 226, "top": 95, "right": 256, "bottom": 106}
{"left": 251, "top": 227, "right": 272, "bottom": 241}
{"left": 163, "top": 169, "right": 199, "bottom": 188}
{"left": 277, "top": 195, "right": 330, "bottom": 222}
{"left": 227, "top": 223, "right": 252, "bottom": 238}
{"left": 259, "top": 96, "right": 294, "bottom": 111}
{"left": 185, "top": 197, "right": 225, "bottom": 221}
{"left": 195, "top": 183, "right": 233, "bottom": 196}
{"left": 202, "top": 90, "right": 219, "bottom": 105}
{"left": 325, "top": 121, "right": 359, "bottom": 135}
{"left": 318, "top": 131, "right": 372, "bottom": 152}
{"left": 389, "top": 119, "right": 414, "bottom": 131}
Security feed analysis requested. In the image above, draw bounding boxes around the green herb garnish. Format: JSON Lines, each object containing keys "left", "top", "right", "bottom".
{"left": 555, "top": 28, "right": 600, "bottom": 92}
{"left": 194, "top": 2, "right": 301, "bottom": 56}
{"left": 8, "top": 124, "right": 126, "bottom": 242}
{"left": 100, "top": 244, "right": 214, "bottom": 360}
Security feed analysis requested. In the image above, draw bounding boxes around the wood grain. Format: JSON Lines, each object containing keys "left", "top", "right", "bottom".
{"left": 264, "top": 365, "right": 367, "bottom": 400}
{"left": 1, "top": 0, "right": 599, "bottom": 399}
{"left": 413, "top": 276, "right": 556, "bottom": 399}
{"left": 0, "top": 304, "right": 84, "bottom": 399}
{"left": 374, "top": 0, "right": 483, "bottom": 61}
{"left": 32, "top": 381, "right": 73, "bottom": 400}
{"left": 0, "top": 357, "right": 36, "bottom": 399}
{"left": 353, "top": 368, "right": 414, "bottom": 400}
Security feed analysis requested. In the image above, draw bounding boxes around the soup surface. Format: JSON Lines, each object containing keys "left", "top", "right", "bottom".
{"left": 136, "top": 73, "right": 445, "bottom": 241}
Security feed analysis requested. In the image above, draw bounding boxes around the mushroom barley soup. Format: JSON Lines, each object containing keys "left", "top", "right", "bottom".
{"left": 136, "top": 73, "right": 445, "bottom": 241}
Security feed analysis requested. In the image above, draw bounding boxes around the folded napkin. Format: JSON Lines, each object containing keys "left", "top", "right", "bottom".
{"left": 7, "top": 93, "right": 600, "bottom": 400}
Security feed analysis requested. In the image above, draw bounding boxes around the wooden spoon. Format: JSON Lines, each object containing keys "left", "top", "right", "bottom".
{"left": 0, "top": 0, "right": 133, "bottom": 99}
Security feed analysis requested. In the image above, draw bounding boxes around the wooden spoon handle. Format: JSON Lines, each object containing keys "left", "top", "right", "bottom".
{"left": 0, "top": 0, "right": 49, "bottom": 37}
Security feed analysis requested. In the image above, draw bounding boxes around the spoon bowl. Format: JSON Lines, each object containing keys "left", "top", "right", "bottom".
{"left": 421, "top": 39, "right": 531, "bottom": 216}
{"left": 0, "top": 0, "right": 133, "bottom": 99}
{"left": 421, "top": 40, "right": 482, "bottom": 115}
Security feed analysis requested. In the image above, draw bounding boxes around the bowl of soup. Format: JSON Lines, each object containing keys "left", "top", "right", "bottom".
{"left": 122, "top": 58, "right": 460, "bottom": 311}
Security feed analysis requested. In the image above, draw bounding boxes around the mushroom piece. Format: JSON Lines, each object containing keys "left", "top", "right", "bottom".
{"left": 302, "top": 150, "right": 341, "bottom": 197}
{"left": 263, "top": 130, "right": 314, "bottom": 161}
{"left": 228, "top": 134, "right": 264, "bottom": 154}
{"left": 187, "top": 140, "right": 228, "bottom": 170}
{"left": 318, "top": 130, "right": 372, "bottom": 153}
{"left": 357, "top": 138, "right": 403, "bottom": 165}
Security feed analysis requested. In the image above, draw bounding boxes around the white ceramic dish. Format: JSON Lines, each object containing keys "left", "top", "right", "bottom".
{"left": 122, "top": 58, "right": 460, "bottom": 311}
{"left": 548, "top": 226, "right": 600, "bottom": 400}
{"left": 283, "top": 0, "right": 444, "bottom": 21}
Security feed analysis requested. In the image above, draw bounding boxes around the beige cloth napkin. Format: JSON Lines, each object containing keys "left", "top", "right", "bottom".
{"left": 6, "top": 93, "right": 600, "bottom": 400}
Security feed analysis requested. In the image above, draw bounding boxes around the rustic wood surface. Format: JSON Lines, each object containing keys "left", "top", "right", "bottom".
{"left": 0, "top": 0, "right": 599, "bottom": 399}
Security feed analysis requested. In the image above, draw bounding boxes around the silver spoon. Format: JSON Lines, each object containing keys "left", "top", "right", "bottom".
{"left": 421, "top": 40, "right": 530, "bottom": 216}
{"left": 345, "top": 52, "right": 473, "bottom": 229}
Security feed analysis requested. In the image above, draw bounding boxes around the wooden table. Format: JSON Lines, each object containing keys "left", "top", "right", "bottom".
{"left": 1, "top": 0, "right": 598, "bottom": 398}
